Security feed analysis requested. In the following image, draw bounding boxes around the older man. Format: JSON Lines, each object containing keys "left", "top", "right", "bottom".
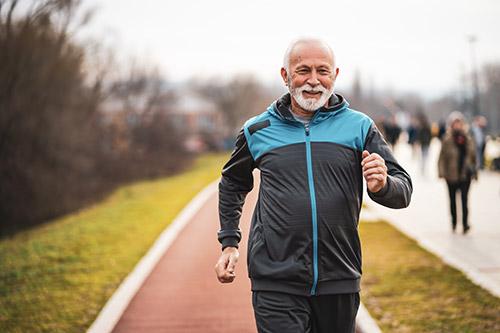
{"left": 215, "top": 38, "right": 412, "bottom": 333}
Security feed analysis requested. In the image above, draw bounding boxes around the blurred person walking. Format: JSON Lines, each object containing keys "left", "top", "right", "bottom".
{"left": 383, "top": 114, "right": 402, "bottom": 148}
{"left": 416, "top": 113, "right": 432, "bottom": 176}
{"left": 407, "top": 115, "right": 419, "bottom": 160}
{"left": 471, "top": 115, "right": 488, "bottom": 170}
{"left": 437, "top": 119, "right": 447, "bottom": 141}
{"left": 438, "top": 112, "right": 477, "bottom": 234}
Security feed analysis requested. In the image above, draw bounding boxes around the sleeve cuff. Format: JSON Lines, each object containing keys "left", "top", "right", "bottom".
{"left": 368, "top": 177, "right": 391, "bottom": 197}
{"left": 221, "top": 237, "right": 240, "bottom": 251}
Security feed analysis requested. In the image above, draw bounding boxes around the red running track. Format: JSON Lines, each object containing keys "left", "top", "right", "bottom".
{"left": 112, "top": 185, "right": 258, "bottom": 333}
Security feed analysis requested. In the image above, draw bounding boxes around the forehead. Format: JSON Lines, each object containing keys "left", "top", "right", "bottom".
{"left": 289, "top": 42, "right": 334, "bottom": 68}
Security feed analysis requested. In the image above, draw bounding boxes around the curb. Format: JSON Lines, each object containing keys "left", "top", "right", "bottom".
{"left": 356, "top": 303, "right": 383, "bottom": 333}
{"left": 362, "top": 205, "right": 500, "bottom": 299}
{"left": 400, "top": 230, "right": 500, "bottom": 298}
{"left": 86, "top": 179, "right": 219, "bottom": 333}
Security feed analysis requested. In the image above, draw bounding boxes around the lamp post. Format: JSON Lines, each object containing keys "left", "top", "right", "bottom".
{"left": 467, "top": 35, "right": 480, "bottom": 116}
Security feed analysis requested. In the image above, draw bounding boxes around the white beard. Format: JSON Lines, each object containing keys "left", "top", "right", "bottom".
{"left": 289, "top": 82, "right": 334, "bottom": 112}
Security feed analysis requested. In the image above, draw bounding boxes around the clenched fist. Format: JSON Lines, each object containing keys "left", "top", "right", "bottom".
{"left": 361, "top": 150, "right": 388, "bottom": 193}
{"left": 215, "top": 247, "right": 239, "bottom": 283}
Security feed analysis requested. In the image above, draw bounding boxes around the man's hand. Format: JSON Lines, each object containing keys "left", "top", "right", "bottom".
{"left": 215, "top": 247, "right": 239, "bottom": 283}
{"left": 361, "top": 150, "right": 388, "bottom": 193}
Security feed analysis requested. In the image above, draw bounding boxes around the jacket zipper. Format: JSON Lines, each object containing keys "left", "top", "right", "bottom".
{"left": 304, "top": 125, "right": 319, "bottom": 295}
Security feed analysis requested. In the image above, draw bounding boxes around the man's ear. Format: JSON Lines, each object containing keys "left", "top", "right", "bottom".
{"left": 334, "top": 67, "right": 340, "bottom": 79}
{"left": 280, "top": 67, "right": 288, "bottom": 86}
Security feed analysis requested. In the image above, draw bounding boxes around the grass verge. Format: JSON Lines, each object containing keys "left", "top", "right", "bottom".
{"left": 359, "top": 221, "right": 500, "bottom": 332}
{"left": 0, "top": 153, "right": 228, "bottom": 333}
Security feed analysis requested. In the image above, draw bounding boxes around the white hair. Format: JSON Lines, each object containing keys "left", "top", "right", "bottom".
{"left": 282, "top": 37, "right": 335, "bottom": 73}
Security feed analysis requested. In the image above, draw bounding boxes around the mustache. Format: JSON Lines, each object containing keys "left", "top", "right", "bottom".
{"left": 295, "top": 84, "right": 328, "bottom": 93}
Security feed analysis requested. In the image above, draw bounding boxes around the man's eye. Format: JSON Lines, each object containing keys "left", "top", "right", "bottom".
{"left": 297, "top": 70, "right": 308, "bottom": 74}
{"left": 319, "top": 70, "right": 330, "bottom": 75}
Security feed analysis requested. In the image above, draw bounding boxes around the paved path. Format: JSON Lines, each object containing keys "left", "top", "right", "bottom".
{"left": 362, "top": 139, "right": 500, "bottom": 297}
{"left": 112, "top": 186, "right": 258, "bottom": 332}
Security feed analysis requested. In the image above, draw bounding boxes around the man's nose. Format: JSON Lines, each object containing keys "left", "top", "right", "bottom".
{"left": 307, "top": 71, "right": 320, "bottom": 86}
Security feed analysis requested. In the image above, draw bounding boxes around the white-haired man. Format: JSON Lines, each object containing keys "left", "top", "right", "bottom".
{"left": 215, "top": 38, "right": 412, "bottom": 333}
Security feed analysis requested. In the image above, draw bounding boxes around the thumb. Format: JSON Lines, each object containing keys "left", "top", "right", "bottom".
{"left": 227, "top": 254, "right": 237, "bottom": 273}
{"left": 362, "top": 150, "right": 370, "bottom": 159}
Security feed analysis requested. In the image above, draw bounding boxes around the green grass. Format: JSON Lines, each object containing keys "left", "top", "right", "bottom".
{"left": 0, "top": 153, "right": 228, "bottom": 333}
{"left": 359, "top": 221, "right": 500, "bottom": 333}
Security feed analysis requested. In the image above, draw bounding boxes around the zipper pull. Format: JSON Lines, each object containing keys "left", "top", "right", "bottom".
{"left": 305, "top": 126, "right": 310, "bottom": 136}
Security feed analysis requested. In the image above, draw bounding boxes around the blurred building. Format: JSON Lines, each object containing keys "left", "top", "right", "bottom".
{"left": 169, "top": 90, "right": 226, "bottom": 152}
{"left": 100, "top": 88, "right": 227, "bottom": 154}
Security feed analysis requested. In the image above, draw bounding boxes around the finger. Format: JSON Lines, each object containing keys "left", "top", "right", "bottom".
{"left": 227, "top": 254, "right": 238, "bottom": 274}
{"left": 363, "top": 162, "right": 387, "bottom": 173}
{"left": 220, "top": 270, "right": 236, "bottom": 283}
{"left": 216, "top": 266, "right": 233, "bottom": 282}
{"left": 361, "top": 150, "right": 371, "bottom": 166}
{"left": 362, "top": 160, "right": 386, "bottom": 170}
{"left": 361, "top": 152, "right": 382, "bottom": 166}
{"left": 215, "top": 261, "right": 226, "bottom": 279}
{"left": 215, "top": 255, "right": 229, "bottom": 274}
{"left": 365, "top": 174, "right": 385, "bottom": 182}
{"left": 220, "top": 275, "right": 235, "bottom": 283}
{"left": 363, "top": 167, "right": 386, "bottom": 177}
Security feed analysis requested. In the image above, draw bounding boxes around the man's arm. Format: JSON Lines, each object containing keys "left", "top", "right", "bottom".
{"left": 363, "top": 123, "right": 412, "bottom": 209}
{"left": 218, "top": 128, "right": 255, "bottom": 249}
{"left": 215, "top": 128, "right": 255, "bottom": 283}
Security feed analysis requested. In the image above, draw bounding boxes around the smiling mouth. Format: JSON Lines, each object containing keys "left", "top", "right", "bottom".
{"left": 303, "top": 91, "right": 322, "bottom": 97}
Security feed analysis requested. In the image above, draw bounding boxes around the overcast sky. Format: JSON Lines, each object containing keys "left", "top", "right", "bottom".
{"left": 82, "top": 0, "right": 500, "bottom": 98}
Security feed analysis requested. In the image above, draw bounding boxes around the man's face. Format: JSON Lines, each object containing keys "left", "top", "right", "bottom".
{"left": 281, "top": 42, "right": 339, "bottom": 112}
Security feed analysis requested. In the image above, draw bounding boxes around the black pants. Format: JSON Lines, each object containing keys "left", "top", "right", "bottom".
{"left": 252, "top": 291, "right": 360, "bottom": 333}
{"left": 446, "top": 179, "right": 471, "bottom": 230}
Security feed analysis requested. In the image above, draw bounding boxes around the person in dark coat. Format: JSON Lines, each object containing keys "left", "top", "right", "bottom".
{"left": 383, "top": 115, "right": 402, "bottom": 148}
{"left": 438, "top": 111, "right": 477, "bottom": 234}
{"left": 417, "top": 113, "right": 432, "bottom": 175}
{"left": 407, "top": 115, "right": 419, "bottom": 159}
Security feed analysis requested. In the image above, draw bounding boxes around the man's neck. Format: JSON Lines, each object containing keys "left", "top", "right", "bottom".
{"left": 290, "top": 104, "right": 313, "bottom": 119}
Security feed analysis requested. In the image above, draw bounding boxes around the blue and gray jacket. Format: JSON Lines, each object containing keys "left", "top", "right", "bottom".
{"left": 218, "top": 93, "right": 412, "bottom": 296}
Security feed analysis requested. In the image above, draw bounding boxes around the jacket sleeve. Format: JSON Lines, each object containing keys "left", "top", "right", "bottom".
{"left": 364, "top": 123, "right": 413, "bottom": 209}
{"left": 218, "top": 128, "right": 256, "bottom": 250}
{"left": 467, "top": 134, "right": 478, "bottom": 179}
{"left": 437, "top": 140, "right": 447, "bottom": 179}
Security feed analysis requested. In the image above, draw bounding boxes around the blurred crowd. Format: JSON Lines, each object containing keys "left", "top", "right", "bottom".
{"left": 376, "top": 112, "right": 495, "bottom": 175}
{"left": 376, "top": 110, "right": 496, "bottom": 234}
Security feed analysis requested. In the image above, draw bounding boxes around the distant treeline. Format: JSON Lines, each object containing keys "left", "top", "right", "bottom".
{"left": 0, "top": 1, "right": 182, "bottom": 235}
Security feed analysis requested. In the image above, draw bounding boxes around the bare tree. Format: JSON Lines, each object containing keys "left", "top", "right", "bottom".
{"left": 0, "top": 0, "right": 189, "bottom": 235}
{"left": 194, "top": 75, "right": 276, "bottom": 135}
{"left": 482, "top": 63, "right": 500, "bottom": 135}
{"left": 0, "top": 0, "right": 105, "bottom": 234}
{"left": 103, "top": 64, "right": 188, "bottom": 179}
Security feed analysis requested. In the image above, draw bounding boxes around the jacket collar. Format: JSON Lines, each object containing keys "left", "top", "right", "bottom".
{"left": 272, "top": 93, "right": 348, "bottom": 122}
